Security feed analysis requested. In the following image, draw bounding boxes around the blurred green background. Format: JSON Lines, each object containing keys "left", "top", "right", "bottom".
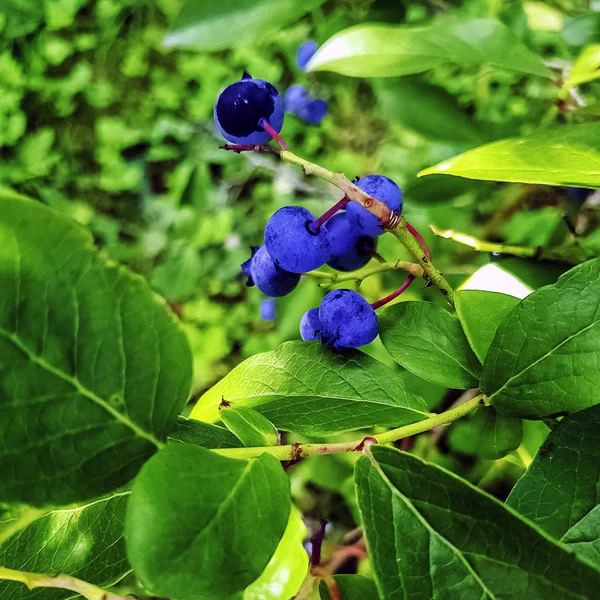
{"left": 2, "top": 0, "right": 599, "bottom": 504}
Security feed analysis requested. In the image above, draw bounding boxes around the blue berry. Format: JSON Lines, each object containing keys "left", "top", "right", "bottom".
{"left": 264, "top": 206, "right": 331, "bottom": 273}
{"left": 242, "top": 245, "right": 300, "bottom": 297}
{"left": 284, "top": 85, "right": 310, "bottom": 114}
{"left": 319, "top": 289, "right": 378, "bottom": 350}
{"left": 326, "top": 213, "right": 376, "bottom": 272}
{"left": 296, "top": 98, "right": 328, "bottom": 125}
{"left": 260, "top": 299, "right": 276, "bottom": 321}
{"left": 300, "top": 308, "right": 321, "bottom": 341}
{"left": 346, "top": 175, "right": 402, "bottom": 237}
{"left": 296, "top": 41, "right": 318, "bottom": 70}
{"left": 214, "top": 72, "right": 284, "bottom": 145}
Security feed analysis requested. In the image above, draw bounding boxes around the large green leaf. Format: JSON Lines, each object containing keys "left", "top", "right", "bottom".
{"left": 307, "top": 19, "right": 550, "bottom": 78}
{"left": 0, "top": 197, "right": 192, "bottom": 507}
{"left": 419, "top": 123, "right": 600, "bottom": 188}
{"left": 319, "top": 575, "right": 379, "bottom": 600}
{"left": 482, "top": 258, "right": 600, "bottom": 418}
{"left": 221, "top": 405, "right": 279, "bottom": 447}
{"left": 466, "top": 406, "right": 523, "bottom": 460}
{"left": 168, "top": 416, "right": 242, "bottom": 449}
{"left": 125, "top": 444, "right": 290, "bottom": 600}
{"left": 191, "top": 342, "right": 429, "bottom": 436}
{"left": 562, "top": 505, "right": 600, "bottom": 569}
{"left": 0, "top": 491, "right": 129, "bottom": 600}
{"left": 355, "top": 446, "right": 600, "bottom": 599}
{"left": 164, "top": 0, "right": 325, "bottom": 51}
{"left": 379, "top": 302, "right": 482, "bottom": 389}
{"left": 507, "top": 405, "right": 600, "bottom": 544}
{"left": 455, "top": 290, "right": 521, "bottom": 362}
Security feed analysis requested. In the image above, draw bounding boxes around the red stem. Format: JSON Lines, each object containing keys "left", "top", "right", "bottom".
{"left": 370, "top": 275, "right": 415, "bottom": 310}
{"left": 259, "top": 118, "right": 288, "bottom": 151}
{"left": 310, "top": 197, "right": 350, "bottom": 232}
{"left": 406, "top": 221, "right": 432, "bottom": 260}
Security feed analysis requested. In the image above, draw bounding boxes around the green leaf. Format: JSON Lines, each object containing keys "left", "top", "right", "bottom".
{"left": 562, "top": 505, "right": 600, "bottom": 569}
{"left": 221, "top": 405, "right": 279, "bottom": 447}
{"left": 0, "top": 491, "right": 130, "bottom": 600}
{"left": 468, "top": 406, "right": 523, "bottom": 459}
{"left": 455, "top": 290, "right": 521, "bottom": 362}
{"left": 355, "top": 446, "right": 600, "bottom": 599}
{"left": 565, "top": 44, "right": 600, "bottom": 87}
{"left": 379, "top": 302, "right": 482, "bottom": 389}
{"left": 307, "top": 19, "right": 550, "bottom": 78}
{"left": 244, "top": 506, "right": 307, "bottom": 600}
{"left": 419, "top": 123, "right": 600, "bottom": 188}
{"left": 507, "top": 404, "right": 600, "bottom": 541}
{"left": 563, "top": 13, "right": 600, "bottom": 46}
{"left": 126, "top": 444, "right": 290, "bottom": 600}
{"left": 191, "top": 342, "right": 429, "bottom": 436}
{"left": 482, "top": 258, "right": 600, "bottom": 418}
{"left": 164, "top": 0, "right": 325, "bottom": 51}
{"left": 319, "top": 575, "right": 379, "bottom": 600}
{"left": 168, "top": 416, "right": 242, "bottom": 449}
{"left": 0, "top": 196, "right": 192, "bottom": 507}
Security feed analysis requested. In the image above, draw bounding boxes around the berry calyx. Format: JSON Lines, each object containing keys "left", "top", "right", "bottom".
{"left": 242, "top": 245, "right": 300, "bottom": 297}
{"left": 300, "top": 308, "right": 321, "bottom": 341}
{"left": 326, "top": 213, "right": 376, "bottom": 272}
{"left": 264, "top": 206, "right": 331, "bottom": 273}
{"left": 319, "top": 289, "right": 379, "bottom": 350}
{"left": 214, "top": 74, "right": 284, "bottom": 145}
{"left": 346, "top": 175, "right": 402, "bottom": 237}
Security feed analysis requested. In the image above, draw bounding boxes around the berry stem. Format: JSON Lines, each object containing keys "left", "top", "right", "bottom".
{"left": 310, "top": 520, "right": 328, "bottom": 566}
{"left": 258, "top": 118, "right": 288, "bottom": 151}
{"left": 213, "top": 394, "right": 485, "bottom": 461}
{"left": 367, "top": 249, "right": 387, "bottom": 264}
{"left": 303, "top": 260, "right": 423, "bottom": 287}
{"left": 310, "top": 196, "right": 350, "bottom": 232}
{"left": 406, "top": 221, "right": 431, "bottom": 260}
{"left": 370, "top": 275, "right": 415, "bottom": 310}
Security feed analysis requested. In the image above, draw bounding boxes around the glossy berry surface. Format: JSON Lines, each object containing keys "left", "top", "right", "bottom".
{"left": 264, "top": 206, "right": 331, "bottom": 273}
{"left": 347, "top": 175, "right": 402, "bottom": 237}
{"left": 319, "top": 289, "right": 378, "bottom": 349}
{"left": 242, "top": 245, "right": 300, "bottom": 297}
{"left": 296, "top": 41, "right": 318, "bottom": 70}
{"left": 214, "top": 73, "right": 284, "bottom": 145}
{"left": 326, "top": 213, "right": 376, "bottom": 272}
{"left": 260, "top": 299, "right": 276, "bottom": 321}
{"left": 299, "top": 308, "right": 321, "bottom": 341}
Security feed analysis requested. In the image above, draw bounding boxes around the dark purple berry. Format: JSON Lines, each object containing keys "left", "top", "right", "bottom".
{"left": 347, "top": 175, "right": 402, "bottom": 237}
{"left": 264, "top": 206, "right": 331, "bottom": 273}
{"left": 300, "top": 308, "right": 321, "bottom": 341}
{"left": 326, "top": 213, "right": 376, "bottom": 272}
{"left": 319, "top": 289, "right": 378, "bottom": 350}
{"left": 214, "top": 73, "right": 284, "bottom": 145}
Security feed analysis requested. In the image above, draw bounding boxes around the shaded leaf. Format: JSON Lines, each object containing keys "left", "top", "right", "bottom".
{"left": 191, "top": 342, "right": 429, "bottom": 436}
{"left": 307, "top": 19, "right": 550, "bottom": 78}
{"left": 319, "top": 575, "right": 379, "bottom": 600}
{"left": 482, "top": 258, "right": 600, "bottom": 418}
{"left": 221, "top": 405, "right": 279, "bottom": 447}
{"left": 562, "top": 505, "right": 600, "bottom": 569}
{"left": 420, "top": 123, "right": 600, "bottom": 188}
{"left": 455, "top": 290, "right": 521, "bottom": 362}
{"left": 168, "top": 416, "right": 242, "bottom": 449}
{"left": 563, "top": 13, "right": 600, "bottom": 46}
{"left": 164, "top": 0, "right": 325, "bottom": 51}
{"left": 468, "top": 406, "right": 523, "bottom": 460}
{"left": 355, "top": 446, "right": 600, "bottom": 599}
{"left": 126, "top": 444, "right": 290, "bottom": 600}
{"left": 0, "top": 196, "right": 192, "bottom": 507}
{"left": 379, "top": 302, "right": 481, "bottom": 389}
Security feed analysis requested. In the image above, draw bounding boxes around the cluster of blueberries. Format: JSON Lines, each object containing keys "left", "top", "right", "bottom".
{"left": 213, "top": 66, "right": 403, "bottom": 350}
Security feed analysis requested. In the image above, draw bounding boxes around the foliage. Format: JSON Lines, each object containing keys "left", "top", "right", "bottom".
{"left": 2, "top": 0, "right": 600, "bottom": 599}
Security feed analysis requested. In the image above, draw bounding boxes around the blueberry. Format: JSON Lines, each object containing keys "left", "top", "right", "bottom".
{"left": 326, "top": 213, "right": 376, "bottom": 272}
{"left": 214, "top": 72, "right": 284, "bottom": 145}
{"left": 260, "top": 299, "right": 276, "bottom": 321}
{"left": 242, "top": 245, "right": 300, "bottom": 297}
{"left": 296, "top": 41, "right": 318, "bottom": 70}
{"left": 296, "top": 98, "right": 328, "bottom": 125}
{"left": 284, "top": 85, "right": 310, "bottom": 114}
{"left": 346, "top": 175, "right": 403, "bottom": 237}
{"left": 264, "top": 206, "right": 331, "bottom": 273}
{"left": 300, "top": 308, "right": 321, "bottom": 341}
{"left": 319, "top": 289, "right": 379, "bottom": 350}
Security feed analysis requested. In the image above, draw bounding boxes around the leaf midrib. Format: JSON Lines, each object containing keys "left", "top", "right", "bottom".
{"left": 0, "top": 327, "right": 163, "bottom": 448}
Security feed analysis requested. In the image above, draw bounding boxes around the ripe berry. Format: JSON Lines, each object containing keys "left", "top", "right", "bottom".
{"left": 264, "top": 206, "right": 331, "bottom": 273}
{"left": 214, "top": 72, "right": 284, "bottom": 145}
{"left": 242, "top": 246, "right": 300, "bottom": 297}
{"left": 296, "top": 98, "right": 328, "bottom": 126}
{"left": 346, "top": 175, "right": 403, "bottom": 237}
{"left": 326, "top": 213, "right": 376, "bottom": 272}
{"left": 296, "top": 41, "right": 318, "bottom": 70}
{"left": 300, "top": 308, "right": 321, "bottom": 341}
{"left": 260, "top": 299, "right": 276, "bottom": 321}
{"left": 319, "top": 289, "right": 378, "bottom": 350}
{"left": 284, "top": 85, "right": 310, "bottom": 114}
